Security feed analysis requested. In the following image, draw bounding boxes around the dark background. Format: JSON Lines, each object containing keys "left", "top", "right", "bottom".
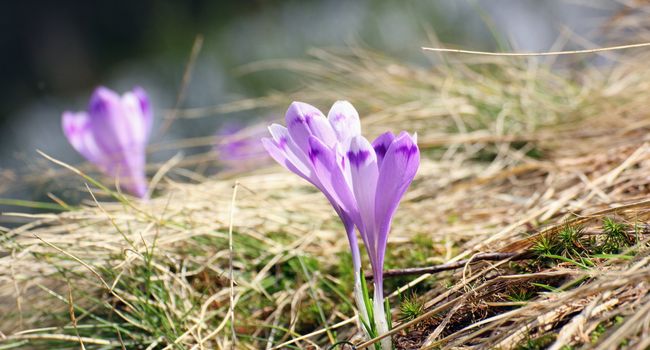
{"left": 1, "top": 1, "right": 265, "bottom": 115}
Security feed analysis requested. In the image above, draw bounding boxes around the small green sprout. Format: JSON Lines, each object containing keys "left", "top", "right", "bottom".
{"left": 399, "top": 292, "right": 424, "bottom": 321}
{"left": 532, "top": 234, "right": 554, "bottom": 256}
{"left": 600, "top": 217, "right": 632, "bottom": 253}
{"left": 557, "top": 224, "right": 586, "bottom": 259}
{"left": 506, "top": 289, "right": 534, "bottom": 302}
{"left": 516, "top": 332, "right": 556, "bottom": 350}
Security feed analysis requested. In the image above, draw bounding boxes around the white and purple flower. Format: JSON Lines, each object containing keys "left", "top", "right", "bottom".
{"left": 262, "top": 101, "right": 419, "bottom": 347}
{"left": 62, "top": 86, "right": 153, "bottom": 198}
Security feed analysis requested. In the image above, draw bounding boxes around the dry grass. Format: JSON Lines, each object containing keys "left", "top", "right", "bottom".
{"left": 3, "top": 10, "right": 650, "bottom": 349}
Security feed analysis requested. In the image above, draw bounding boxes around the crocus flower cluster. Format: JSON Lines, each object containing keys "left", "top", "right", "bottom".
{"left": 62, "top": 86, "right": 152, "bottom": 198}
{"left": 262, "top": 101, "right": 419, "bottom": 347}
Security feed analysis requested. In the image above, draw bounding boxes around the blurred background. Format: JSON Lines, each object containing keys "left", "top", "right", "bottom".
{"left": 0, "top": 0, "right": 625, "bottom": 211}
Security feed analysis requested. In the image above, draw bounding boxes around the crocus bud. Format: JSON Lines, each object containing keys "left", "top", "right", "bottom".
{"left": 62, "top": 86, "right": 153, "bottom": 198}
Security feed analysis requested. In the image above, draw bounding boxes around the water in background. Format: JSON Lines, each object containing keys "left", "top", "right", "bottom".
{"left": 0, "top": 0, "right": 619, "bottom": 206}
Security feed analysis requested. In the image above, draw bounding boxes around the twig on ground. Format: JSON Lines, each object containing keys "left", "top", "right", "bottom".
{"left": 366, "top": 252, "right": 526, "bottom": 280}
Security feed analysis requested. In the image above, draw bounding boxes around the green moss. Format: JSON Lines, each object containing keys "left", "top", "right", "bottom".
{"left": 516, "top": 332, "right": 556, "bottom": 350}
{"left": 446, "top": 213, "right": 460, "bottom": 225}
{"left": 398, "top": 292, "right": 424, "bottom": 321}
{"left": 532, "top": 234, "right": 555, "bottom": 256}
{"left": 599, "top": 217, "right": 634, "bottom": 254}
{"left": 590, "top": 323, "right": 607, "bottom": 343}
{"left": 506, "top": 288, "right": 535, "bottom": 302}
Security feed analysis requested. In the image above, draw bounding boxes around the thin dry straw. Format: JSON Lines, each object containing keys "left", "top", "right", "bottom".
{"left": 228, "top": 182, "right": 239, "bottom": 348}
{"left": 422, "top": 41, "right": 650, "bottom": 56}
{"left": 366, "top": 252, "right": 524, "bottom": 280}
{"left": 159, "top": 34, "right": 204, "bottom": 134}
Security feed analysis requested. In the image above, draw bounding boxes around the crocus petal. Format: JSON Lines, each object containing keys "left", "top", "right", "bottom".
{"left": 307, "top": 135, "right": 359, "bottom": 223}
{"left": 131, "top": 86, "right": 153, "bottom": 140}
{"left": 286, "top": 102, "right": 337, "bottom": 152}
{"left": 327, "top": 100, "right": 361, "bottom": 142}
{"left": 374, "top": 132, "right": 419, "bottom": 267}
{"left": 335, "top": 143, "right": 353, "bottom": 189}
{"left": 371, "top": 131, "right": 395, "bottom": 168}
{"left": 62, "top": 111, "right": 106, "bottom": 168}
{"left": 261, "top": 137, "right": 313, "bottom": 184}
{"left": 88, "top": 87, "right": 149, "bottom": 191}
{"left": 265, "top": 125, "right": 351, "bottom": 219}
{"left": 268, "top": 124, "right": 314, "bottom": 178}
{"left": 87, "top": 87, "right": 133, "bottom": 158}
{"left": 118, "top": 152, "right": 148, "bottom": 198}
{"left": 121, "top": 90, "right": 152, "bottom": 145}
{"left": 346, "top": 135, "right": 379, "bottom": 257}
{"left": 132, "top": 87, "right": 152, "bottom": 121}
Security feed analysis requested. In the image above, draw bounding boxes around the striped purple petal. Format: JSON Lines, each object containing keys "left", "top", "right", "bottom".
{"left": 285, "top": 101, "right": 337, "bottom": 153}
{"left": 327, "top": 100, "right": 361, "bottom": 142}
{"left": 345, "top": 136, "right": 379, "bottom": 262}
{"left": 371, "top": 131, "right": 396, "bottom": 168}
{"left": 374, "top": 131, "right": 419, "bottom": 270}
{"left": 307, "top": 135, "right": 360, "bottom": 223}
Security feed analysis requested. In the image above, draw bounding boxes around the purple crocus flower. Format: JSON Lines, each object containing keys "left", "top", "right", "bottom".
{"left": 214, "top": 121, "right": 269, "bottom": 166}
{"left": 62, "top": 86, "right": 153, "bottom": 198}
{"left": 261, "top": 101, "right": 369, "bottom": 325}
{"left": 262, "top": 101, "right": 419, "bottom": 346}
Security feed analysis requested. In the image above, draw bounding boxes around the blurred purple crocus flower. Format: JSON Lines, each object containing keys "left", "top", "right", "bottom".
{"left": 62, "top": 86, "right": 153, "bottom": 198}
{"left": 214, "top": 121, "right": 269, "bottom": 167}
{"left": 262, "top": 101, "right": 419, "bottom": 346}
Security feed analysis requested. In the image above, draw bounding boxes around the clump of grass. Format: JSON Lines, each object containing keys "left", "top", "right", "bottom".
{"left": 531, "top": 217, "right": 639, "bottom": 271}
{"left": 531, "top": 223, "right": 593, "bottom": 268}
{"left": 399, "top": 292, "right": 424, "bottom": 322}
{"left": 531, "top": 234, "right": 555, "bottom": 256}
{"left": 599, "top": 217, "right": 633, "bottom": 254}
{"left": 505, "top": 288, "right": 535, "bottom": 303}
{"left": 556, "top": 224, "right": 585, "bottom": 258}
